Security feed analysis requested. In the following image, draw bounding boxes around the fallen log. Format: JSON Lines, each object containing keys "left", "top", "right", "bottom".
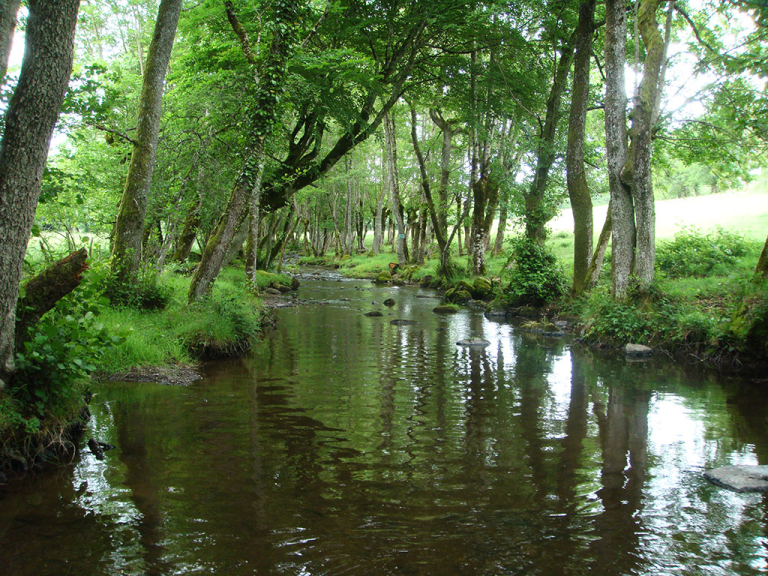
{"left": 15, "top": 248, "right": 89, "bottom": 349}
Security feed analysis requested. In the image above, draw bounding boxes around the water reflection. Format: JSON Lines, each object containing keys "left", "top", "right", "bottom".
{"left": 0, "top": 273, "right": 766, "bottom": 575}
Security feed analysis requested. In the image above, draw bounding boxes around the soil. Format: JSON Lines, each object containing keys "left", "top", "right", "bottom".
{"left": 98, "top": 364, "right": 202, "bottom": 386}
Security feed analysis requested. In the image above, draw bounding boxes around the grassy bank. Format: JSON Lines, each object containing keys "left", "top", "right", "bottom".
{"left": 0, "top": 263, "right": 281, "bottom": 472}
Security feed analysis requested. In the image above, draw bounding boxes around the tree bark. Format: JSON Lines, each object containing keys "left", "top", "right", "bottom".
{"left": 524, "top": 29, "right": 576, "bottom": 244}
{"left": 0, "top": 0, "right": 21, "bottom": 80}
{"left": 0, "top": 0, "right": 80, "bottom": 387}
{"left": 585, "top": 201, "right": 612, "bottom": 289}
{"left": 384, "top": 110, "right": 408, "bottom": 266}
{"left": 755, "top": 232, "right": 768, "bottom": 278}
{"left": 110, "top": 0, "right": 183, "bottom": 286}
{"left": 568, "top": 0, "right": 597, "bottom": 296}
{"left": 626, "top": 0, "right": 664, "bottom": 289}
{"left": 605, "top": 0, "right": 634, "bottom": 300}
{"left": 15, "top": 248, "right": 88, "bottom": 350}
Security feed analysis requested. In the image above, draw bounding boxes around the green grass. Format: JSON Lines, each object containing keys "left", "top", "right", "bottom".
{"left": 98, "top": 267, "right": 266, "bottom": 372}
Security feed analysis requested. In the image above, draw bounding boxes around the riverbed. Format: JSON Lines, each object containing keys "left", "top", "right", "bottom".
{"left": 1, "top": 270, "right": 767, "bottom": 575}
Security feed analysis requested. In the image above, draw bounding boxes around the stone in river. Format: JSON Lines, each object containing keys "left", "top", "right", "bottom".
{"left": 365, "top": 311, "right": 383, "bottom": 317}
{"left": 704, "top": 465, "right": 768, "bottom": 492}
{"left": 456, "top": 338, "right": 490, "bottom": 347}
{"left": 390, "top": 319, "right": 417, "bottom": 326}
{"left": 625, "top": 343, "right": 653, "bottom": 357}
{"left": 383, "top": 298, "right": 396, "bottom": 306}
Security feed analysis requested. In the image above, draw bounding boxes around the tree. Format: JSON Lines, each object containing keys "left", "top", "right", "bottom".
{"left": 0, "top": 0, "right": 21, "bottom": 80}
{"left": 188, "top": 0, "right": 303, "bottom": 301}
{"left": 567, "top": 0, "right": 597, "bottom": 296}
{"left": 606, "top": 0, "right": 673, "bottom": 299}
{"left": 110, "top": 0, "right": 183, "bottom": 289}
{"left": 0, "top": 0, "right": 80, "bottom": 387}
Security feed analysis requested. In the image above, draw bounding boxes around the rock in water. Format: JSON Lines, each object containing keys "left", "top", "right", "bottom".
{"left": 390, "top": 319, "right": 417, "bottom": 325}
{"left": 704, "top": 465, "right": 768, "bottom": 492}
{"left": 625, "top": 343, "right": 653, "bottom": 357}
{"left": 456, "top": 338, "right": 490, "bottom": 347}
{"left": 364, "top": 311, "right": 383, "bottom": 317}
{"left": 87, "top": 438, "right": 105, "bottom": 461}
{"left": 383, "top": 298, "right": 396, "bottom": 307}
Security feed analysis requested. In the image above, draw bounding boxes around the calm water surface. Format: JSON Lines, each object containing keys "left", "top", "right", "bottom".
{"left": 1, "top": 270, "right": 767, "bottom": 575}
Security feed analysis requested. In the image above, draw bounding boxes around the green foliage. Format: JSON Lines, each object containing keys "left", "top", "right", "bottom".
{"left": 2, "top": 263, "right": 123, "bottom": 456}
{"left": 656, "top": 226, "right": 749, "bottom": 278}
{"left": 580, "top": 291, "right": 654, "bottom": 344}
{"left": 502, "top": 236, "right": 567, "bottom": 306}
{"left": 105, "top": 264, "right": 173, "bottom": 310}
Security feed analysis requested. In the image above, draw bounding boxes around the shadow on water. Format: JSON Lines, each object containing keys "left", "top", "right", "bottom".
{"left": 1, "top": 270, "right": 767, "bottom": 575}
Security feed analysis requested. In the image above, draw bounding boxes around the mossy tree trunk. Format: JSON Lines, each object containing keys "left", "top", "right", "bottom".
{"left": 625, "top": 0, "right": 665, "bottom": 291}
{"left": 524, "top": 30, "right": 576, "bottom": 245}
{"left": 110, "top": 0, "right": 183, "bottom": 286}
{"left": 384, "top": 110, "right": 409, "bottom": 266}
{"left": 605, "top": 0, "right": 634, "bottom": 300}
{"left": 568, "top": 0, "right": 596, "bottom": 296}
{"left": 15, "top": 248, "right": 88, "bottom": 350}
{"left": 188, "top": 0, "right": 301, "bottom": 301}
{"left": 0, "top": 0, "right": 80, "bottom": 388}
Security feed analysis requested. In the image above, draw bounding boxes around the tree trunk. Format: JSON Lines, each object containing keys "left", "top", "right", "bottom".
{"left": 605, "top": 0, "right": 634, "bottom": 300}
{"left": 585, "top": 201, "right": 612, "bottom": 289}
{"left": 755, "top": 232, "right": 768, "bottom": 278}
{"left": 15, "top": 248, "right": 88, "bottom": 350}
{"left": 524, "top": 30, "right": 576, "bottom": 244}
{"left": 0, "top": 0, "right": 21, "bottom": 80}
{"left": 189, "top": 0, "right": 300, "bottom": 301}
{"left": 110, "top": 0, "right": 183, "bottom": 286}
{"left": 384, "top": 111, "right": 408, "bottom": 266}
{"left": 0, "top": 0, "right": 80, "bottom": 387}
{"left": 626, "top": 0, "right": 665, "bottom": 290}
{"left": 493, "top": 202, "right": 507, "bottom": 256}
{"left": 568, "top": 0, "right": 596, "bottom": 296}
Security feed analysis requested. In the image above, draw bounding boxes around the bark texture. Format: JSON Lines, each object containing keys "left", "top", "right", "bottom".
{"left": 604, "top": 0, "right": 634, "bottom": 300}
{"left": 0, "top": 0, "right": 21, "bottom": 80}
{"left": 15, "top": 248, "right": 88, "bottom": 350}
{"left": 0, "top": 0, "right": 80, "bottom": 386}
{"left": 567, "top": 0, "right": 596, "bottom": 296}
{"left": 384, "top": 111, "right": 408, "bottom": 266}
{"left": 111, "top": 0, "right": 183, "bottom": 284}
{"left": 626, "top": 0, "right": 664, "bottom": 289}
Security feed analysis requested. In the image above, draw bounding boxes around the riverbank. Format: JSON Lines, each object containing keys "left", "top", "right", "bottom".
{"left": 0, "top": 266, "right": 297, "bottom": 475}
{"left": 305, "top": 243, "right": 768, "bottom": 378}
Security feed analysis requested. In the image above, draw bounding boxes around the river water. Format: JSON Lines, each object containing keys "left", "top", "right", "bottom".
{"left": 1, "top": 271, "right": 767, "bottom": 575}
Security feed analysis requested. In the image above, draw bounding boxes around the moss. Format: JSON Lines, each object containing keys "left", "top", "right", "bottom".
{"left": 433, "top": 304, "right": 460, "bottom": 314}
{"left": 373, "top": 271, "right": 391, "bottom": 284}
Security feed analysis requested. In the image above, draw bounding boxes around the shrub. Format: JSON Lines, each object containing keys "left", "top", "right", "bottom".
{"left": 502, "top": 236, "right": 567, "bottom": 306}
{"left": 105, "top": 264, "right": 172, "bottom": 310}
{"left": 582, "top": 293, "right": 652, "bottom": 344}
{"left": 656, "top": 226, "right": 748, "bottom": 278}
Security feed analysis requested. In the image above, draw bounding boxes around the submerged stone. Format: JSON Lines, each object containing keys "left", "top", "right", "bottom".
{"left": 433, "top": 305, "right": 459, "bottom": 314}
{"left": 625, "top": 343, "right": 653, "bottom": 357}
{"left": 364, "top": 311, "right": 383, "bottom": 317}
{"left": 390, "top": 319, "right": 417, "bottom": 325}
{"left": 456, "top": 338, "right": 490, "bottom": 347}
{"left": 383, "top": 298, "right": 396, "bottom": 306}
{"left": 704, "top": 465, "right": 768, "bottom": 492}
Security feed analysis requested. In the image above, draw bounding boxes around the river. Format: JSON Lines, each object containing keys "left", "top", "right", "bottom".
{"left": 1, "top": 270, "right": 767, "bottom": 575}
